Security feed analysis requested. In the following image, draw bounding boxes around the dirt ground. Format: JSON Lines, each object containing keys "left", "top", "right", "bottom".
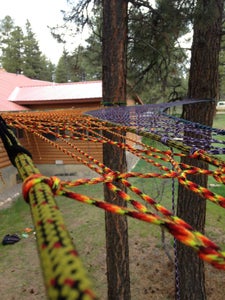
{"left": 1, "top": 224, "right": 225, "bottom": 300}
{"left": 1, "top": 173, "right": 225, "bottom": 299}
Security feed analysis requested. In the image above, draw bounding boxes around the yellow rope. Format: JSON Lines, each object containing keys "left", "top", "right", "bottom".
{"left": 15, "top": 153, "right": 97, "bottom": 300}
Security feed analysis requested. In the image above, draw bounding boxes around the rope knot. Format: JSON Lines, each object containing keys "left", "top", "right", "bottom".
{"left": 22, "top": 174, "right": 62, "bottom": 203}
{"left": 49, "top": 176, "right": 62, "bottom": 195}
{"left": 189, "top": 147, "right": 200, "bottom": 157}
{"left": 103, "top": 171, "right": 118, "bottom": 183}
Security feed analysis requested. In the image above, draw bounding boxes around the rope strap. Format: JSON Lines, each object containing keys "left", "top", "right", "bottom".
{"left": 0, "top": 116, "right": 32, "bottom": 166}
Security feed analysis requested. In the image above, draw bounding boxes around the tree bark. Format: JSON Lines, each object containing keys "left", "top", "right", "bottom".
{"left": 103, "top": 129, "right": 130, "bottom": 300}
{"left": 176, "top": 1, "right": 224, "bottom": 299}
{"left": 102, "top": 1, "right": 131, "bottom": 299}
{"left": 102, "top": 0, "right": 128, "bottom": 106}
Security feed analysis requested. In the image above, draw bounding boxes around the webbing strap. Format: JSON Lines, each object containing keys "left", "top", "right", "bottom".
{"left": 0, "top": 116, "right": 32, "bottom": 166}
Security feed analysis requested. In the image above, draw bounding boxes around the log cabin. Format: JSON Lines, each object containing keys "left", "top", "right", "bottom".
{"left": 0, "top": 69, "right": 142, "bottom": 191}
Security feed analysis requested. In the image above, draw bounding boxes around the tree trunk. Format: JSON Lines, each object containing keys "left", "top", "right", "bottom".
{"left": 102, "top": 0, "right": 128, "bottom": 106}
{"left": 103, "top": 129, "right": 130, "bottom": 300}
{"left": 176, "top": 1, "right": 224, "bottom": 299}
{"left": 102, "top": 1, "right": 131, "bottom": 299}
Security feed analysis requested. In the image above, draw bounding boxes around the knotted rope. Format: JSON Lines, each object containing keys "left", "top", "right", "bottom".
{"left": 21, "top": 172, "right": 225, "bottom": 270}
{"left": 1, "top": 104, "right": 225, "bottom": 299}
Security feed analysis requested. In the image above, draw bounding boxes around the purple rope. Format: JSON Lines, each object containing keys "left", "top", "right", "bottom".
{"left": 86, "top": 99, "right": 225, "bottom": 154}
{"left": 87, "top": 99, "right": 221, "bottom": 298}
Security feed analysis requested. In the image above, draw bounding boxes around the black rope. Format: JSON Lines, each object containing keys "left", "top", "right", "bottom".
{"left": 0, "top": 116, "right": 32, "bottom": 166}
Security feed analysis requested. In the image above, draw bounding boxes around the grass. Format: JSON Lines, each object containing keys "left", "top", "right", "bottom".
{"left": 213, "top": 113, "right": 225, "bottom": 129}
{"left": 1, "top": 113, "right": 225, "bottom": 299}
{"left": 0, "top": 149, "right": 173, "bottom": 299}
{"left": 0, "top": 199, "right": 34, "bottom": 259}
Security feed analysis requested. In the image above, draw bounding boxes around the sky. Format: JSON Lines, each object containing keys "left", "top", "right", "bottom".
{"left": 0, "top": 0, "right": 86, "bottom": 64}
{"left": 0, "top": 1, "right": 191, "bottom": 66}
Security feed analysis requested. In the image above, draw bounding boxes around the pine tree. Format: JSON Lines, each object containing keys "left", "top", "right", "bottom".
{"left": 23, "top": 20, "right": 43, "bottom": 79}
{"left": 55, "top": 49, "right": 73, "bottom": 82}
{"left": 0, "top": 16, "right": 14, "bottom": 49}
{"left": 102, "top": 1, "right": 130, "bottom": 299}
{"left": 53, "top": 0, "right": 190, "bottom": 102}
{"left": 177, "top": 1, "right": 224, "bottom": 299}
{"left": 0, "top": 16, "right": 56, "bottom": 80}
{"left": 127, "top": 0, "right": 189, "bottom": 103}
{"left": 39, "top": 55, "right": 55, "bottom": 82}
{"left": 1, "top": 25, "right": 24, "bottom": 73}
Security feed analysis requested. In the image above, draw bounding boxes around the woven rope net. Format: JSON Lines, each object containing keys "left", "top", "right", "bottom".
{"left": 1, "top": 99, "right": 225, "bottom": 299}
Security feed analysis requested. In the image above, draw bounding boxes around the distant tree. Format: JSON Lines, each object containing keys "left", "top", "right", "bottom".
{"left": 77, "top": 37, "right": 102, "bottom": 80}
{"left": 78, "top": 8, "right": 102, "bottom": 80}
{"left": 39, "top": 55, "right": 55, "bottom": 82}
{"left": 0, "top": 16, "right": 56, "bottom": 81}
{"left": 22, "top": 20, "right": 43, "bottom": 79}
{"left": 55, "top": 43, "right": 102, "bottom": 83}
{"left": 1, "top": 25, "right": 24, "bottom": 73}
{"left": 54, "top": 0, "right": 190, "bottom": 102}
{"left": 0, "top": 15, "right": 14, "bottom": 49}
{"left": 55, "top": 49, "right": 72, "bottom": 82}
{"left": 68, "top": 46, "right": 87, "bottom": 81}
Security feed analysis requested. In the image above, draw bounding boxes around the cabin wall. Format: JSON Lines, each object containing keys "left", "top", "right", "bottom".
{"left": 21, "top": 132, "right": 103, "bottom": 165}
{"left": 0, "top": 132, "right": 103, "bottom": 193}
{"left": 0, "top": 101, "right": 142, "bottom": 193}
{"left": 0, "top": 139, "right": 11, "bottom": 169}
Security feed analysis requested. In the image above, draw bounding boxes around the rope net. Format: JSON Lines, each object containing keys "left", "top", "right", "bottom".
{"left": 1, "top": 100, "right": 225, "bottom": 298}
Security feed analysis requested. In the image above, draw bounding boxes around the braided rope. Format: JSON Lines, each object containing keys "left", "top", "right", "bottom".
{"left": 4, "top": 110, "right": 225, "bottom": 165}
{"left": 12, "top": 117, "right": 225, "bottom": 209}
{"left": 22, "top": 173, "right": 225, "bottom": 270}
{"left": 1, "top": 109, "right": 225, "bottom": 299}
{"left": 5, "top": 112, "right": 225, "bottom": 171}
{"left": 15, "top": 154, "right": 97, "bottom": 300}
{"left": 5, "top": 112, "right": 225, "bottom": 211}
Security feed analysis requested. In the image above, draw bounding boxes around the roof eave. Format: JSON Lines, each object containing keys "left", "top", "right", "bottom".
{"left": 9, "top": 98, "right": 102, "bottom": 105}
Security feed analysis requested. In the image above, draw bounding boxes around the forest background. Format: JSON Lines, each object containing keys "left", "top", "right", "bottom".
{"left": 1, "top": 1, "right": 225, "bottom": 299}
{"left": 1, "top": 0, "right": 225, "bottom": 104}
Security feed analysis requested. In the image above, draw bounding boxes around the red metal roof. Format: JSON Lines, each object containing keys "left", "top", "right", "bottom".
{"left": 8, "top": 81, "right": 102, "bottom": 104}
{"left": 0, "top": 69, "right": 50, "bottom": 111}
{"left": 0, "top": 69, "right": 142, "bottom": 111}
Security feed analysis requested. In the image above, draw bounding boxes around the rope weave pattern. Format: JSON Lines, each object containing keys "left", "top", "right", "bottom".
{"left": 1, "top": 102, "right": 225, "bottom": 298}
{"left": 22, "top": 167, "right": 225, "bottom": 270}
